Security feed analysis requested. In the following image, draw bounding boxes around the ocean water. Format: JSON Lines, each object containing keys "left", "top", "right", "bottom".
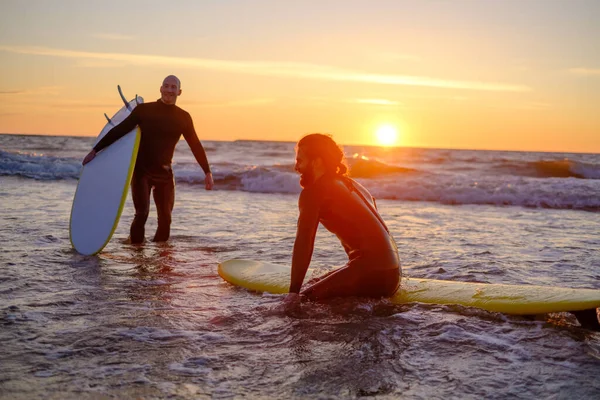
{"left": 1, "top": 133, "right": 600, "bottom": 399}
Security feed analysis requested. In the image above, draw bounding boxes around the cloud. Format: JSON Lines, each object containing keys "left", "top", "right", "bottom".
{"left": 187, "top": 98, "right": 276, "bottom": 107}
{"left": 0, "top": 86, "right": 62, "bottom": 96}
{"left": 48, "top": 102, "right": 121, "bottom": 109}
{"left": 569, "top": 67, "right": 600, "bottom": 76}
{"left": 379, "top": 52, "right": 421, "bottom": 62}
{"left": 492, "top": 101, "right": 552, "bottom": 111}
{"left": 0, "top": 45, "right": 531, "bottom": 92}
{"left": 73, "top": 59, "right": 126, "bottom": 68}
{"left": 517, "top": 102, "right": 552, "bottom": 110}
{"left": 354, "top": 98, "right": 402, "bottom": 106}
{"left": 92, "top": 33, "right": 136, "bottom": 41}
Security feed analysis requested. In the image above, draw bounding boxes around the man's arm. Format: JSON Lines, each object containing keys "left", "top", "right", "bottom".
{"left": 82, "top": 108, "right": 141, "bottom": 165}
{"left": 289, "top": 190, "right": 320, "bottom": 294}
{"left": 182, "top": 114, "right": 211, "bottom": 174}
{"left": 181, "top": 114, "right": 213, "bottom": 189}
{"left": 94, "top": 107, "right": 141, "bottom": 153}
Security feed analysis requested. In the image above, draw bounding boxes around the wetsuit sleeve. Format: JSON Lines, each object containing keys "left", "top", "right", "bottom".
{"left": 182, "top": 113, "right": 211, "bottom": 175}
{"left": 93, "top": 107, "right": 141, "bottom": 152}
{"left": 290, "top": 190, "right": 320, "bottom": 294}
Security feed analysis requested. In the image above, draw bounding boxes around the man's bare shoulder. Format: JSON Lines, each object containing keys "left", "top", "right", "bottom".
{"left": 345, "top": 177, "right": 372, "bottom": 198}
{"left": 298, "top": 185, "right": 322, "bottom": 208}
{"left": 299, "top": 186, "right": 316, "bottom": 202}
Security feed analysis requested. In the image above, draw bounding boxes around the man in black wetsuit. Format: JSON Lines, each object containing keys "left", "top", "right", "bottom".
{"left": 282, "top": 133, "right": 401, "bottom": 310}
{"left": 82, "top": 75, "right": 213, "bottom": 244}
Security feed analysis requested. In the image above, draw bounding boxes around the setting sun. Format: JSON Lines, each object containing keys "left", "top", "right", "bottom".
{"left": 375, "top": 124, "right": 399, "bottom": 146}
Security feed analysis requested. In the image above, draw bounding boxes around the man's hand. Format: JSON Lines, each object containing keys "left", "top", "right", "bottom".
{"left": 205, "top": 172, "right": 214, "bottom": 190}
{"left": 82, "top": 149, "right": 97, "bottom": 165}
{"left": 281, "top": 292, "right": 301, "bottom": 315}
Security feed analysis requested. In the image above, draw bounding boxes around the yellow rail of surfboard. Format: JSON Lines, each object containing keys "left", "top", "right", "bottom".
{"left": 218, "top": 259, "right": 600, "bottom": 315}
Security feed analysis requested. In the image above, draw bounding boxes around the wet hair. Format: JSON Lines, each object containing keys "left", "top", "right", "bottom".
{"left": 297, "top": 133, "right": 348, "bottom": 176}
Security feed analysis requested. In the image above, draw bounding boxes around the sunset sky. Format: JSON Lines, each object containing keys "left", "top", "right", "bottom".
{"left": 1, "top": 0, "right": 599, "bottom": 152}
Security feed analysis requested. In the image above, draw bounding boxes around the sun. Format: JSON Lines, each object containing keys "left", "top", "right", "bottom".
{"left": 375, "top": 124, "right": 399, "bottom": 146}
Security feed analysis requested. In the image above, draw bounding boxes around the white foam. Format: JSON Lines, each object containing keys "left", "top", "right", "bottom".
{"left": 0, "top": 150, "right": 80, "bottom": 180}
{"left": 572, "top": 160, "right": 600, "bottom": 179}
{"left": 3, "top": 143, "right": 599, "bottom": 210}
{"left": 368, "top": 174, "right": 600, "bottom": 210}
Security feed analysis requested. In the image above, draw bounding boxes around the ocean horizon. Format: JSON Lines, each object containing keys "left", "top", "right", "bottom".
{"left": 4, "top": 131, "right": 600, "bottom": 155}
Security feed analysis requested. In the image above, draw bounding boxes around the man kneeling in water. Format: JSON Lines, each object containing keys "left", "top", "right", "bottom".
{"left": 283, "top": 133, "right": 401, "bottom": 310}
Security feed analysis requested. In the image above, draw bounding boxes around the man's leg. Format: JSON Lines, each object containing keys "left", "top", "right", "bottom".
{"left": 152, "top": 176, "right": 175, "bottom": 242}
{"left": 130, "top": 171, "right": 151, "bottom": 244}
{"left": 300, "top": 265, "right": 361, "bottom": 300}
{"left": 301, "top": 263, "right": 400, "bottom": 300}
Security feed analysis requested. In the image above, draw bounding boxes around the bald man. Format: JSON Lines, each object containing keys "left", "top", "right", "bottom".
{"left": 82, "top": 75, "right": 214, "bottom": 244}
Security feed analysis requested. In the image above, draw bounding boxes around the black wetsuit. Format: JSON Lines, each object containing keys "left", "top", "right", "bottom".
{"left": 291, "top": 174, "right": 401, "bottom": 299}
{"left": 94, "top": 100, "right": 210, "bottom": 243}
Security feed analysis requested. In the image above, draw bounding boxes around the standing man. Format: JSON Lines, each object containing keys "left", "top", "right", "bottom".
{"left": 283, "top": 133, "right": 401, "bottom": 309}
{"left": 82, "top": 75, "right": 213, "bottom": 244}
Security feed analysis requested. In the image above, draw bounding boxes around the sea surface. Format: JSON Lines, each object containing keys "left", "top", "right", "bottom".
{"left": 1, "top": 133, "right": 600, "bottom": 399}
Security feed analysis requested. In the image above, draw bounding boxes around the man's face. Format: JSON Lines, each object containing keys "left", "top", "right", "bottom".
{"left": 160, "top": 76, "right": 181, "bottom": 105}
{"left": 295, "top": 147, "right": 315, "bottom": 188}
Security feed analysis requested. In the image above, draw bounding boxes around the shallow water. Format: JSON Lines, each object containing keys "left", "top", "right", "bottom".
{"left": 2, "top": 176, "right": 600, "bottom": 399}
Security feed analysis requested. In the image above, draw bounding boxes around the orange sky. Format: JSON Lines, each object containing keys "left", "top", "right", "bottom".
{"left": 1, "top": 1, "right": 599, "bottom": 152}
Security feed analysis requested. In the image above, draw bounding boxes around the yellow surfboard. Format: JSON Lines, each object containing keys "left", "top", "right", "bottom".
{"left": 218, "top": 259, "right": 600, "bottom": 316}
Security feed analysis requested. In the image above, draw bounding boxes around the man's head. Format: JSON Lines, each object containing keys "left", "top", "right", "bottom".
{"left": 295, "top": 133, "right": 348, "bottom": 188}
{"left": 160, "top": 75, "right": 182, "bottom": 105}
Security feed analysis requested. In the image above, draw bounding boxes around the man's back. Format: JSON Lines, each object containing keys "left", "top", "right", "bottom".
{"left": 306, "top": 174, "right": 397, "bottom": 261}
{"left": 286, "top": 133, "right": 400, "bottom": 302}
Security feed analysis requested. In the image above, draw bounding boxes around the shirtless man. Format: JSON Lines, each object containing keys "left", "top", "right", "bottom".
{"left": 284, "top": 133, "right": 401, "bottom": 308}
{"left": 82, "top": 75, "right": 213, "bottom": 244}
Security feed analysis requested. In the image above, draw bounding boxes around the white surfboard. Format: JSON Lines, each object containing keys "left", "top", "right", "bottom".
{"left": 69, "top": 86, "right": 143, "bottom": 255}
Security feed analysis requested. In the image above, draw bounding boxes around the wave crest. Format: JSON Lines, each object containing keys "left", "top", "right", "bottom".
{"left": 0, "top": 149, "right": 80, "bottom": 180}
{"left": 348, "top": 155, "right": 417, "bottom": 178}
{"left": 495, "top": 159, "right": 600, "bottom": 179}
